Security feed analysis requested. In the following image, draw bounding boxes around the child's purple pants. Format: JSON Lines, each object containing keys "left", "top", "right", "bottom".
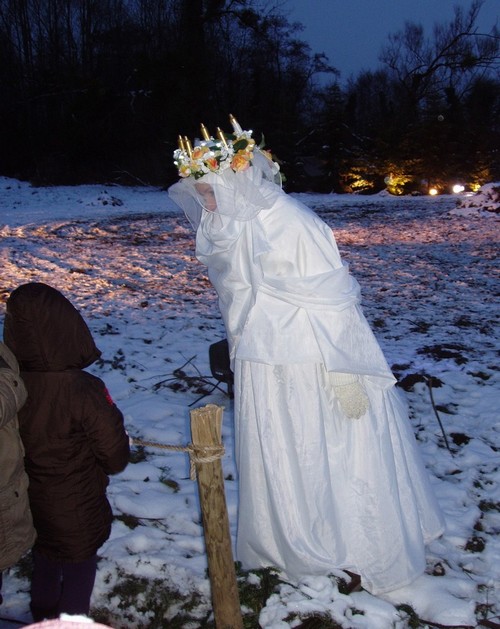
{"left": 30, "top": 550, "right": 97, "bottom": 621}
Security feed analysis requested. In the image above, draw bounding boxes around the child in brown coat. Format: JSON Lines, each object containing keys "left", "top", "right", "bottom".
{"left": 4, "top": 283, "right": 130, "bottom": 621}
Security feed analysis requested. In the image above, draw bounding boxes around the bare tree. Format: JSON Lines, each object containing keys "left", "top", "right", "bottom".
{"left": 0, "top": 0, "right": 35, "bottom": 85}
{"left": 380, "top": 0, "right": 499, "bottom": 107}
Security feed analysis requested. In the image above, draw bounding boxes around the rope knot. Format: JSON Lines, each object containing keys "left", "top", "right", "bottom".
{"left": 130, "top": 437, "right": 225, "bottom": 480}
{"left": 187, "top": 443, "right": 225, "bottom": 480}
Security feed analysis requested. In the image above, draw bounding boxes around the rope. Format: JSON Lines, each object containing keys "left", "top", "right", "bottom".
{"left": 131, "top": 437, "right": 225, "bottom": 480}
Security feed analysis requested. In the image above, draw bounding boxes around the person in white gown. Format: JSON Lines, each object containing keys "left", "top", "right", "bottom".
{"left": 168, "top": 117, "right": 445, "bottom": 595}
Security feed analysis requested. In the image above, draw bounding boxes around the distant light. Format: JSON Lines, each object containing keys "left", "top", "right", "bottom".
{"left": 452, "top": 184, "right": 465, "bottom": 194}
{"left": 429, "top": 187, "right": 438, "bottom": 196}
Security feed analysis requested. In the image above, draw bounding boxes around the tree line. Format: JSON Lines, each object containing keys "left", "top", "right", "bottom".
{"left": 0, "top": 0, "right": 498, "bottom": 193}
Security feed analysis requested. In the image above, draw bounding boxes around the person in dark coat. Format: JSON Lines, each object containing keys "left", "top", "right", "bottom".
{"left": 3, "top": 282, "right": 130, "bottom": 621}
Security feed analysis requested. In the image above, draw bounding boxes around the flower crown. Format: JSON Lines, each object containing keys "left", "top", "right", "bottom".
{"left": 173, "top": 114, "right": 275, "bottom": 179}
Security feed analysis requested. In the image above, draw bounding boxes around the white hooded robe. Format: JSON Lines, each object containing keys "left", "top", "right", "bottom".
{"left": 173, "top": 173, "right": 445, "bottom": 595}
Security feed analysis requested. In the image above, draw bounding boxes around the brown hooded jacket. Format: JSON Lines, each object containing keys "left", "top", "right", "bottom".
{"left": 4, "top": 283, "right": 129, "bottom": 561}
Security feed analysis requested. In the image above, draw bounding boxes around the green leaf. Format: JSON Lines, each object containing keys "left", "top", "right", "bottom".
{"left": 233, "top": 139, "right": 248, "bottom": 152}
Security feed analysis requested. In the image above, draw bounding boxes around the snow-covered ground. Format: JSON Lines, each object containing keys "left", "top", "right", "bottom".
{"left": 0, "top": 177, "right": 498, "bottom": 628}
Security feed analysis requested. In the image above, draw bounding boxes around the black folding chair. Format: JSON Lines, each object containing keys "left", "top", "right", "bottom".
{"left": 209, "top": 339, "right": 234, "bottom": 399}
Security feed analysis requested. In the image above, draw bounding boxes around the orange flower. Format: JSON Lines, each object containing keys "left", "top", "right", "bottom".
{"left": 205, "top": 157, "right": 219, "bottom": 172}
{"left": 179, "top": 164, "right": 192, "bottom": 177}
{"left": 231, "top": 153, "right": 251, "bottom": 172}
{"left": 192, "top": 146, "right": 209, "bottom": 160}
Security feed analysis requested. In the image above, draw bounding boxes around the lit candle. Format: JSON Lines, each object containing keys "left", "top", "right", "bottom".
{"left": 184, "top": 136, "right": 193, "bottom": 158}
{"left": 217, "top": 127, "right": 228, "bottom": 148}
{"left": 229, "top": 114, "right": 242, "bottom": 134}
{"left": 200, "top": 123, "right": 210, "bottom": 141}
{"left": 178, "top": 135, "right": 186, "bottom": 152}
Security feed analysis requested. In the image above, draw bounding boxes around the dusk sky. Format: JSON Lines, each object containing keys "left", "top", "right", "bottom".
{"left": 285, "top": 0, "right": 499, "bottom": 83}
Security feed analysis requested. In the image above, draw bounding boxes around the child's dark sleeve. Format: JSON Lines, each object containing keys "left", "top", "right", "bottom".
{"left": 81, "top": 374, "right": 130, "bottom": 474}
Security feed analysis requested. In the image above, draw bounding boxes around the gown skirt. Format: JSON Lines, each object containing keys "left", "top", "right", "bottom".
{"left": 234, "top": 359, "right": 445, "bottom": 595}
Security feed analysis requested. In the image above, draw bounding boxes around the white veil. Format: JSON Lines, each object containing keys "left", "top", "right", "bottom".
{"left": 168, "top": 149, "right": 283, "bottom": 230}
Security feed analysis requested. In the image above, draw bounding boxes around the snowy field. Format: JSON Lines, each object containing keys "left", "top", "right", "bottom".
{"left": 0, "top": 177, "right": 498, "bottom": 628}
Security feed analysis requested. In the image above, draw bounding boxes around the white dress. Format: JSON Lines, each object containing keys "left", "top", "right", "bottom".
{"left": 195, "top": 190, "right": 445, "bottom": 595}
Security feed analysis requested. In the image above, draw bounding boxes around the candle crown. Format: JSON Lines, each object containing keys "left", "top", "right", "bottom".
{"left": 173, "top": 114, "right": 273, "bottom": 180}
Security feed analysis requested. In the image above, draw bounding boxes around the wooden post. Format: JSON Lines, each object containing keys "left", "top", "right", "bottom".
{"left": 190, "top": 404, "right": 243, "bottom": 629}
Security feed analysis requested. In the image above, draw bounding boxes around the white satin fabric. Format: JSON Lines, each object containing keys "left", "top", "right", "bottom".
{"left": 192, "top": 189, "right": 445, "bottom": 594}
